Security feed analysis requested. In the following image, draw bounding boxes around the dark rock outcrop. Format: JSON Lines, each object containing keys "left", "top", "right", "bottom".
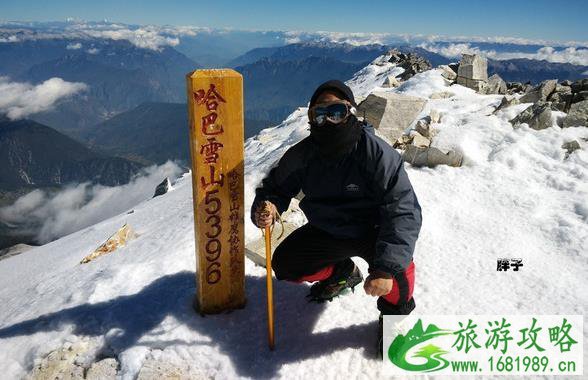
{"left": 387, "top": 49, "right": 432, "bottom": 80}
{"left": 562, "top": 100, "right": 588, "bottom": 128}
{"left": 153, "top": 178, "right": 171, "bottom": 198}
{"left": 510, "top": 101, "right": 556, "bottom": 130}
{"left": 520, "top": 79, "right": 558, "bottom": 103}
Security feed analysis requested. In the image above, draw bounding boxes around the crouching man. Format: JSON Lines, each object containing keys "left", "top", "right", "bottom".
{"left": 251, "top": 80, "right": 422, "bottom": 350}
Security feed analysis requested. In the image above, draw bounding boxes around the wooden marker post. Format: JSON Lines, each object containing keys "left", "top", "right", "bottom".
{"left": 186, "top": 69, "right": 246, "bottom": 314}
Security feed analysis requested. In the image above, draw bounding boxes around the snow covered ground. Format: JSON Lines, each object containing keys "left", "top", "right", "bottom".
{"left": 1, "top": 55, "right": 587, "bottom": 379}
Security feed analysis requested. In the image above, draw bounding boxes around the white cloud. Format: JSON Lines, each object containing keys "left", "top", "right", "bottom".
{"left": 0, "top": 22, "right": 189, "bottom": 51}
{"left": 160, "top": 25, "right": 204, "bottom": 37}
{"left": 283, "top": 36, "right": 301, "bottom": 44}
{"left": 282, "top": 30, "right": 389, "bottom": 46}
{"left": 0, "top": 34, "right": 20, "bottom": 43}
{"left": 1, "top": 20, "right": 587, "bottom": 56}
{"left": 0, "top": 161, "right": 184, "bottom": 243}
{"left": 418, "top": 34, "right": 588, "bottom": 47}
{"left": 81, "top": 27, "right": 180, "bottom": 50}
{"left": 86, "top": 47, "right": 99, "bottom": 54}
{"left": 418, "top": 43, "right": 588, "bottom": 66}
{"left": 280, "top": 30, "right": 588, "bottom": 49}
{"left": 418, "top": 42, "right": 479, "bottom": 58}
{"left": 0, "top": 77, "right": 87, "bottom": 120}
{"left": 66, "top": 42, "right": 82, "bottom": 49}
{"left": 509, "top": 46, "right": 588, "bottom": 66}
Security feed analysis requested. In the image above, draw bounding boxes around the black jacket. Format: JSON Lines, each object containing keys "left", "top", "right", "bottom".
{"left": 251, "top": 121, "right": 422, "bottom": 276}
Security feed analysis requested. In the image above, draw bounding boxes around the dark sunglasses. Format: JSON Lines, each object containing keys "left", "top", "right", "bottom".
{"left": 308, "top": 101, "right": 356, "bottom": 126}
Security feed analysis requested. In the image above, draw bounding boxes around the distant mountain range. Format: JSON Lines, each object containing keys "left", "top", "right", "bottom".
{"left": 230, "top": 42, "right": 588, "bottom": 85}
{"left": 82, "top": 102, "right": 274, "bottom": 165}
{"left": 228, "top": 43, "right": 586, "bottom": 124}
{"left": 237, "top": 55, "right": 369, "bottom": 123}
{"left": 84, "top": 102, "right": 189, "bottom": 165}
{"left": 487, "top": 58, "right": 588, "bottom": 83}
{"left": 3, "top": 38, "right": 585, "bottom": 138}
{"left": 2, "top": 39, "right": 584, "bottom": 176}
{"left": 1, "top": 38, "right": 198, "bottom": 134}
{"left": 1, "top": 38, "right": 586, "bottom": 184}
{"left": 228, "top": 41, "right": 390, "bottom": 67}
{"left": 226, "top": 42, "right": 395, "bottom": 123}
{"left": 0, "top": 116, "right": 142, "bottom": 193}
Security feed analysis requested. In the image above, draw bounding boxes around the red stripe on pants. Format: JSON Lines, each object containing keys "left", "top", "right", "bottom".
{"left": 382, "top": 261, "right": 415, "bottom": 304}
{"left": 288, "top": 265, "right": 334, "bottom": 283}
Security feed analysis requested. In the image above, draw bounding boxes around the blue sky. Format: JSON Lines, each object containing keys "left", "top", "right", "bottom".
{"left": 1, "top": 0, "right": 587, "bottom": 42}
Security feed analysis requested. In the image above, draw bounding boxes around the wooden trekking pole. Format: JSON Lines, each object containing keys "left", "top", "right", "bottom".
{"left": 261, "top": 202, "right": 275, "bottom": 350}
{"left": 264, "top": 225, "right": 275, "bottom": 350}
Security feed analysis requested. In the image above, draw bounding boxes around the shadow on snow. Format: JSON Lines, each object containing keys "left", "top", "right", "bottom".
{"left": 0, "top": 271, "right": 379, "bottom": 378}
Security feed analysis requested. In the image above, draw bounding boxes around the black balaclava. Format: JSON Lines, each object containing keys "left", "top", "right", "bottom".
{"left": 308, "top": 80, "right": 362, "bottom": 159}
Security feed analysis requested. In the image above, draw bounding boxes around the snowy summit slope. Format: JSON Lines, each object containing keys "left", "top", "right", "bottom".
{"left": 1, "top": 53, "right": 588, "bottom": 379}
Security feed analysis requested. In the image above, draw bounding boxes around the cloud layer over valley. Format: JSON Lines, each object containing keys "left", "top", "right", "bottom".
{"left": 0, "top": 77, "right": 87, "bottom": 119}
{"left": 0, "top": 161, "right": 184, "bottom": 243}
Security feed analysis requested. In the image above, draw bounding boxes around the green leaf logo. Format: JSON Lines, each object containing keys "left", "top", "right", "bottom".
{"left": 387, "top": 319, "right": 453, "bottom": 372}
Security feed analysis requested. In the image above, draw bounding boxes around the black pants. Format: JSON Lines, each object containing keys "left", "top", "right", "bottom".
{"left": 272, "top": 224, "right": 416, "bottom": 315}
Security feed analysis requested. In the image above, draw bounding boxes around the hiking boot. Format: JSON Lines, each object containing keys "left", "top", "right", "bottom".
{"left": 306, "top": 260, "right": 363, "bottom": 303}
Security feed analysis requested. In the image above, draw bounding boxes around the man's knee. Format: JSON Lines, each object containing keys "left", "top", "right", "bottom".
{"left": 271, "top": 242, "right": 334, "bottom": 282}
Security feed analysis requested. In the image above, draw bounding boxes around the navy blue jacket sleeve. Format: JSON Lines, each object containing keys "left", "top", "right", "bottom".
{"left": 250, "top": 143, "right": 305, "bottom": 224}
{"left": 365, "top": 136, "right": 422, "bottom": 276}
